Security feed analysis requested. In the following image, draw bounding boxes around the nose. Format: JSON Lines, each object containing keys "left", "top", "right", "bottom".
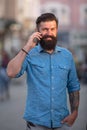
{"left": 46, "top": 29, "right": 52, "bottom": 35}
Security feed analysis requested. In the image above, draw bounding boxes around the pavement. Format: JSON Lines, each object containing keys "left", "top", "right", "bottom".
{"left": 0, "top": 76, "right": 87, "bottom": 130}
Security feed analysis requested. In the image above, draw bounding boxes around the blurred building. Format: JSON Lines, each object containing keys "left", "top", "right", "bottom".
{"left": 16, "top": 0, "right": 40, "bottom": 30}
{"left": 0, "top": 0, "right": 87, "bottom": 63}
{"left": 40, "top": 0, "right": 87, "bottom": 63}
{"left": 0, "top": 0, "right": 16, "bottom": 19}
{"left": 0, "top": 0, "right": 40, "bottom": 57}
{"left": 0, "top": 0, "right": 40, "bottom": 21}
{"left": 0, "top": 0, "right": 17, "bottom": 53}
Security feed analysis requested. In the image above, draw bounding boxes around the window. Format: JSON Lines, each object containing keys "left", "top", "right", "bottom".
{"left": 51, "top": 8, "right": 57, "bottom": 14}
{"left": 80, "top": 4, "right": 87, "bottom": 25}
{"left": 59, "top": 6, "right": 70, "bottom": 25}
{"left": 40, "top": 2, "right": 70, "bottom": 26}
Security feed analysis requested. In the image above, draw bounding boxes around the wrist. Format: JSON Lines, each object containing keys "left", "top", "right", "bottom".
{"left": 23, "top": 44, "right": 32, "bottom": 52}
{"left": 21, "top": 48, "right": 28, "bottom": 54}
{"left": 71, "top": 110, "right": 78, "bottom": 117}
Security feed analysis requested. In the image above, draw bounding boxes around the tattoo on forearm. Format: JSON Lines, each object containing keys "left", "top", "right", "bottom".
{"left": 69, "top": 91, "right": 79, "bottom": 113}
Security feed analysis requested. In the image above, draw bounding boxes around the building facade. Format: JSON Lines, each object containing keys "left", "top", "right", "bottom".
{"left": 0, "top": 0, "right": 16, "bottom": 19}
{"left": 40, "top": 0, "right": 87, "bottom": 63}
{"left": 0, "top": 0, "right": 40, "bottom": 54}
{"left": 0, "top": 0, "right": 87, "bottom": 63}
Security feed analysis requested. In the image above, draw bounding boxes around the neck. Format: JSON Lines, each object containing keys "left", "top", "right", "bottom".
{"left": 46, "top": 49, "right": 54, "bottom": 54}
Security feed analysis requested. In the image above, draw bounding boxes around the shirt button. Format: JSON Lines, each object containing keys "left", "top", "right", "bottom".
{"left": 51, "top": 66, "right": 53, "bottom": 69}
{"left": 52, "top": 98, "right": 54, "bottom": 101}
{"left": 52, "top": 87, "right": 54, "bottom": 90}
{"left": 64, "top": 66, "right": 66, "bottom": 69}
{"left": 51, "top": 109, "right": 53, "bottom": 112}
{"left": 52, "top": 76, "right": 54, "bottom": 79}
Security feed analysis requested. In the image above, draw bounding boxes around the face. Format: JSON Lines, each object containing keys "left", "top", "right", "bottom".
{"left": 38, "top": 20, "right": 58, "bottom": 50}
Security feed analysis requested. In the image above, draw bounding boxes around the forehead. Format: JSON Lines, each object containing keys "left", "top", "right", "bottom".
{"left": 39, "top": 20, "right": 57, "bottom": 28}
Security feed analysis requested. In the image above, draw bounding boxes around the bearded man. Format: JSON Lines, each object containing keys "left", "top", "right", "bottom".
{"left": 7, "top": 13, "right": 80, "bottom": 130}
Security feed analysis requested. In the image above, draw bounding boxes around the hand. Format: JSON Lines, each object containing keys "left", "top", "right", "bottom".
{"left": 26, "top": 32, "right": 42, "bottom": 50}
{"left": 61, "top": 111, "right": 78, "bottom": 126}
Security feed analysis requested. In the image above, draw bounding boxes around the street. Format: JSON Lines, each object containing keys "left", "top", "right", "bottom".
{"left": 0, "top": 76, "right": 87, "bottom": 130}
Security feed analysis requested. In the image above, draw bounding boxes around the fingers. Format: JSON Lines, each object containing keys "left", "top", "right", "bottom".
{"left": 61, "top": 117, "right": 71, "bottom": 126}
{"left": 61, "top": 114, "right": 77, "bottom": 126}
{"left": 26, "top": 32, "right": 42, "bottom": 49}
{"left": 61, "top": 117, "right": 68, "bottom": 124}
{"left": 32, "top": 32, "right": 42, "bottom": 42}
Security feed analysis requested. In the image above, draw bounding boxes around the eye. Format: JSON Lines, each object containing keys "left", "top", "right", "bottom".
{"left": 51, "top": 29, "right": 54, "bottom": 31}
{"left": 51, "top": 28, "right": 55, "bottom": 31}
{"left": 42, "top": 28, "right": 48, "bottom": 31}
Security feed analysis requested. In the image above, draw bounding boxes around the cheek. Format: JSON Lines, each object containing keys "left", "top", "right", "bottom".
{"left": 53, "top": 29, "right": 58, "bottom": 35}
{"left": 54, "top": 32, "right": 58, "bottom": 37}
{"left": 38, "top": 30, "right": 45, "bottom": 36}
{"left": 51, "top": 33, "right": 57, "bottom": 38}
{"left": 41, "top": 33, "right": 47, "bottom": 37}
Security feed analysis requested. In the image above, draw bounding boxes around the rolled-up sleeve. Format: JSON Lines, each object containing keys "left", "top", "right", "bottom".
{"left": 67, "top": 56, "right": 80, "bottom": 93}
{"left": 15, "top": 57, "right": 28, "bottom": 78}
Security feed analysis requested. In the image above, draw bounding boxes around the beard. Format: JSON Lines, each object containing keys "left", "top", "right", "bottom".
{"left": 39, "top": 35, "right": 57, "bottom": 51}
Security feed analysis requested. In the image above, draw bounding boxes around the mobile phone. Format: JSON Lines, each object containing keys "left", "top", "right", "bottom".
{"left": 33, "top": 37, "right": 39, "bottom": 44}
{"left": 33, "top": 32, "right": 42, "bottom": 45}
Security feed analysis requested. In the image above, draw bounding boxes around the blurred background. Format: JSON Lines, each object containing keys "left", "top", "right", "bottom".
{"left": 0, "top": 0, "right": 87, "bottom": 130}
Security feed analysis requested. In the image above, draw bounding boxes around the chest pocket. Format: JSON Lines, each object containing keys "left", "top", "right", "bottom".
{"left": 30, "top": 62, "right": 44, "bottom": 67}
{"left": 29, "top": 61, "right": 46, "bottom": 75}
{"left": 56, "top": 64, "right": 70, "bottom": 80}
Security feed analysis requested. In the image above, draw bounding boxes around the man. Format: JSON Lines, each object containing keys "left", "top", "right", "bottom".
{"left": 7, "top": 13, "right": 80, "bottom": 130}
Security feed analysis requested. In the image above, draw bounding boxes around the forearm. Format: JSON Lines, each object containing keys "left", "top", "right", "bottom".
{"left": 7, "top": 32, "right": 42, "bottom": 78}
{"left": 69, "top": 90, "right": 80, "bottom": 114}
{"left": 62, "top": 90, "right": 80, "bottom": 125}
{"left": 7, "top": 45, "right": 31, "bottom": 78}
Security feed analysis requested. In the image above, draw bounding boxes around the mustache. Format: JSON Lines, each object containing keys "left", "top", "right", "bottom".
{"left": 41, "top": 35, "right": 56, "bottom": 40}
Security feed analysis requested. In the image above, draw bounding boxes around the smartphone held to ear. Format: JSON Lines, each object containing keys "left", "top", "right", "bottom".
{"left": 33, "top": 37, "right": 39, "bottom": 44}
{"left": 33, "top": 33, "right": 42, "bottom": 45}
{"left": 32, "top": 31, "right": 42, "bottom": 45}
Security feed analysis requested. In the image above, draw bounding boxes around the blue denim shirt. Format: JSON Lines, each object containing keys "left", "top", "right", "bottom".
{"left": 16, "top": 45, "right": 80, "bottom": 128}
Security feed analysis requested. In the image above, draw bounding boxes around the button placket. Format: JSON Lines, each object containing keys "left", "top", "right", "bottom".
{"left": 51, "top": 57, "right": 55, "bottom": 125}
{"left": 50, "top": 54, "right": 58, "bottom": 127}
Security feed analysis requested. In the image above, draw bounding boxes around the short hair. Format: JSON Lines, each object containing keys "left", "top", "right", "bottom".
{"left": 36, "top": 13, "right": 58, "bottom": 28}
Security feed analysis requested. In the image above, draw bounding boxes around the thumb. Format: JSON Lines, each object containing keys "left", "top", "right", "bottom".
{"left": 61, "top": 117, "right": 68, "bottom": 124}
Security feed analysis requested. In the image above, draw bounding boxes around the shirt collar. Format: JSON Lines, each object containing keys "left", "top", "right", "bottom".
{"left": 37, "top": 44, "right": 62, "bottom": 53}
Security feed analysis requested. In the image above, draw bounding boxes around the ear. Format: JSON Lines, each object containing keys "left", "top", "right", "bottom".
{"left": 56, "top": 27, "right": 58, "bottom": 33}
